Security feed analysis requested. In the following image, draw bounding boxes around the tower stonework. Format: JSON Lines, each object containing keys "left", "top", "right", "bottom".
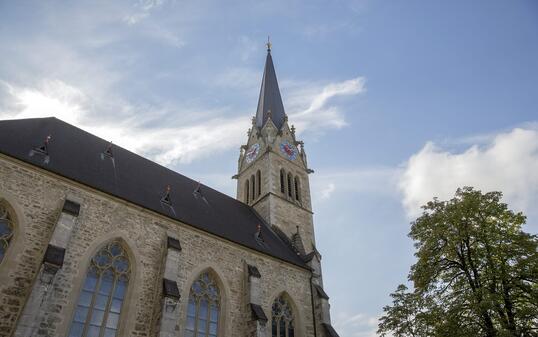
{"left": 235, "top": 47, "right": 316, "bottom": 250}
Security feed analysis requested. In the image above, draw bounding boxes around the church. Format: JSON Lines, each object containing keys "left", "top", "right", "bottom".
{"left": 0, "top": 44, "right": 340, "bottom": 337}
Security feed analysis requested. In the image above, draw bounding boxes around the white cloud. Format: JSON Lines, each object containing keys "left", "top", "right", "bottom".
{"left": 320, "top": 183, "right": 336, "bottom": 199}
{"left": 399, "top": 127, "right": 538, "bottom": 220}
{"left": 0, "top": 79, "right": 248, "bottom": 165}
{"left": 0, "top": 73, "right": 365, "bottom": 167}
{"left": 123, "top": 0, "right": 166, "bottom": 25}
{"left": 333, "top": 311, "right": 382, "bottom": 337}
{"left": 286, "top": 77, "right": 366, "bottom": 133}
{"left": 311, "top": 167, "right": 400, "bottom": 204}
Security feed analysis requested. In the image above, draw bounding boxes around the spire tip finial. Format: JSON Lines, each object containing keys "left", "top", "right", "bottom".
{"left": 266, "top": 36, "right": 272, "bottom": 52}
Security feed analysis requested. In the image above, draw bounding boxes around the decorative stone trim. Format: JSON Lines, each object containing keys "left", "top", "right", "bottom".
{"left": 61, "top": 199, "right": 80, "bottom": 216}
{"left": 159, "top": 235, "right": 182, "bottom": 337}
{"left": 43, "top": 244, "right": 66, "bottom": 268}
{"left": 250, "top": 303, "right": 268, "bottom": 322}
{"left": 247, "top": 264, "right": 261, "bottom": 278}
{"left": 167, "top": 236, "right": 181, "bottom": 251}
{"left": 163, "top": 278, "right": 180, "bottom": 299}
{"left": 14, "top": 198, "right": 81, "bottom": 337}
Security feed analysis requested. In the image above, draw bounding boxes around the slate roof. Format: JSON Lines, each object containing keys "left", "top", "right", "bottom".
{"left": 0, "top": 117, "right": 307, "bottom": 269}
{"left": 255, "top": 49, "right": 287, "bottom": 130}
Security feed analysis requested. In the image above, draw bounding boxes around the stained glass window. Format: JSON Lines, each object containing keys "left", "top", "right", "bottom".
{"left": 272, "top": 296, "right": 294, "bottom": 337}
{"left": 0, "top": 204, "right": 14, "bottom": 264}
{"left": 68, "top": 241, "right": 130, "bottom": 337}
{"left": 185, "top": 272, "right": 220, "bottom": 337}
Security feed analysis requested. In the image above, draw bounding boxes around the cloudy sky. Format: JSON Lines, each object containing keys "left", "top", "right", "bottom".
{"left": 1, "top": 1, "right": 537, "bottom": 336}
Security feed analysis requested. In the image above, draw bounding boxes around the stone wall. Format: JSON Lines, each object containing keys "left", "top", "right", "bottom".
{"left": 0, "top": 155, "right": 315, "bottom": 337}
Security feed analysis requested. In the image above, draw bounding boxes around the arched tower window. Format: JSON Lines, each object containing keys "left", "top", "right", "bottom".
{"left": 245, "top": 180, "right": 250, "bottom": 204}
{"left": 256, "top": 170, "right": 261, "bottom": 198}
{"left": 68, "top": 240, "right": 130, "bottom": 337}
{"left": 287, "top": 173, "right": 293, "bottom": 199}
{"left": 251, "top": 174, "right": 256, "bottom": 201}
{"left": 294, "top": 177, "right": 300, "bottom": 201}
{"left": 272, "top": 295, "right": 294, "bottom": 337}
{"left": 185, "top": 272, "right": 220, "bottom": 337}
{"left": 0, "top": 202, "right": 14, "bottom": 264}
{"left": 280, "top": 169, "right": 285, "bottom": 194}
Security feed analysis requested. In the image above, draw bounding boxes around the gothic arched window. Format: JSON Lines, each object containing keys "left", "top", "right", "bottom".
{"left": 280, "top": 170, "right": 285, "bottom": 194}
{"left": 68, "top": 240, "right": 130, "bottom": 337}
{"left": 256, "top": 170, "right": 261, "bottom": 198}
{"left": 185, "top": 272, "right": 220, "bottom": 337}
{"left": 245, "top": 180, "right": 250, "bottom": 204}
{"left": 0, "top": 203, "right": 14, "bottom": 264}
{"left": 294, "top": 177, "right": 300, "bottom": 201}
{"left": 287, "top": 173, "right": 293, "bottom": 199}
{"left": 272, "top": 296, "right": 294, "bottom": 337}
{"left": 251, "top": 174, "right": 256, "bottom": 200}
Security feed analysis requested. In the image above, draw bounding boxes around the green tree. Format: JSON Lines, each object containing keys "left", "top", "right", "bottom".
{"left": 378, "top": 187, "right": 538, "bottom": 337}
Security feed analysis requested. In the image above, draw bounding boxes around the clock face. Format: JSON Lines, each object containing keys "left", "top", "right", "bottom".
{"left": 245, "top": 143, "right": 260, "bottom": 163}
{"left": 279, "top": 141, "right": 298, "bottom": 161}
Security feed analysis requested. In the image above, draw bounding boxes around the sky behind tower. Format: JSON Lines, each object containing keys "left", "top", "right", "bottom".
{"left": 1, "top": 1, "right": 538, "bottom": 336}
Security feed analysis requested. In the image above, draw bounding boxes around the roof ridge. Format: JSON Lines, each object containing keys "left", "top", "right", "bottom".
{"left": 0, "top": 117, "right": 307, "bottom": 269}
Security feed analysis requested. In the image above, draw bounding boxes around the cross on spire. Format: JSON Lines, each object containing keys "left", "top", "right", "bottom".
{"left": 266, "top": 36, "right": 272, "bottom": 52}
{"left": 255, "top": 38, "right": 287, "bottom": 130}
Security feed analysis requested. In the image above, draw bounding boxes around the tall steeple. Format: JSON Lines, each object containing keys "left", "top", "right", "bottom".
{"left": 235, "top": 43, "right": 339, "bottom": 337}
{"left": 255, "top": 39, "right": 287, "bottom": 130}
{"left": 236, "top": 39, "right": 315, "bottom": 244}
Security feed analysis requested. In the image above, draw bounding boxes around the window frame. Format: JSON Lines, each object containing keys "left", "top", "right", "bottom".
{"left": 0, "top": 202, "right": 14, "bottom": 265}
{"left": 67, "top": 240, "right": 131, "bottom": 337}
{"left": 184, "top": 272, "right": 221, "bottom": 337}
{"left": 271, "top": 295, "right": 295, "bottom": 337}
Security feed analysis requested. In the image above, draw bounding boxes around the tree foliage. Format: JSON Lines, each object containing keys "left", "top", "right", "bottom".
{"left": 378, "top": 187, "right": 538, "bottom": 337}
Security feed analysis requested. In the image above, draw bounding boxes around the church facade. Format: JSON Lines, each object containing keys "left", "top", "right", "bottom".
{"left": 0, "top": 46, "right": 339, "bottom": 337}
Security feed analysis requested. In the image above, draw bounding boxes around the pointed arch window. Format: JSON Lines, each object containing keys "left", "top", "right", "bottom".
{"left": 287, "top": 173, "right": 293, "bottom": 199}
{"left": 280, "top": 169, "right": 285, "bottom": 194}
{"left": 294, "top": 177, "right": 300, "bottom": 201}
{"left": 251, "top": 174, "right": 256, "bottom": 201}
{"left": 245, "top": 180, "right": 250, "bottom": 204}
{"left": 272, "top": 296, "right": 294, "bottom": 337}
{"left": 68, "top": 241, "right": 130, "bottom": 337}
{"left": 185, "top": 272, "right": 220, "bottom": 337}
{"left": 256, "top": 170, "right": 261, "bottom": 198}
{"left": 0, "top": 203, "right": 14, "bottom": 264}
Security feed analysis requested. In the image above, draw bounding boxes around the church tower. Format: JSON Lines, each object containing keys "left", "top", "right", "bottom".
{"left": 235, "top": 42, "right": 317, "bottom": 257}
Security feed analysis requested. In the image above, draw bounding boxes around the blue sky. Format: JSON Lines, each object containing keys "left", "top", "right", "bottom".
{"left": 1, "top": 1, "right": 537, "bottom": 336}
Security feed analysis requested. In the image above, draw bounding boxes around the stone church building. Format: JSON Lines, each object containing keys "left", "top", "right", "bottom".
{"left": 0, "top": 45, "right": 340, "bottom": 337}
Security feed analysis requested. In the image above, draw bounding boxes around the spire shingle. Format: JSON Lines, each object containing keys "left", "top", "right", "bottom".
{"left": 255, "top": 49, "right": 286, "bottom": 129}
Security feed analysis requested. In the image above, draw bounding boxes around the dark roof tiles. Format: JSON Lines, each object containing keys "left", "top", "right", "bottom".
{"left": 0, "top": 117, "right": 307, "bottom": 269}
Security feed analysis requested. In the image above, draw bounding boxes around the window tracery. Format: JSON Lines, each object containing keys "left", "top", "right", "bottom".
{"left": 272, "top": 296, "right": 294, "bottom": 337}
{"left": 0, "top": 204, "right": 13, "bottom": 264}
{"left": 68, "top": 240, "right": 130, "bottom": 337}
{"left": 185, "top": 272, "right": 220, "bottom": 337}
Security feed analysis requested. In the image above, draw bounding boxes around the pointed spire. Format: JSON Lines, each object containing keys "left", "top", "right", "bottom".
{"left": 255, "top": 39, "right": 287, "bottom": 130}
